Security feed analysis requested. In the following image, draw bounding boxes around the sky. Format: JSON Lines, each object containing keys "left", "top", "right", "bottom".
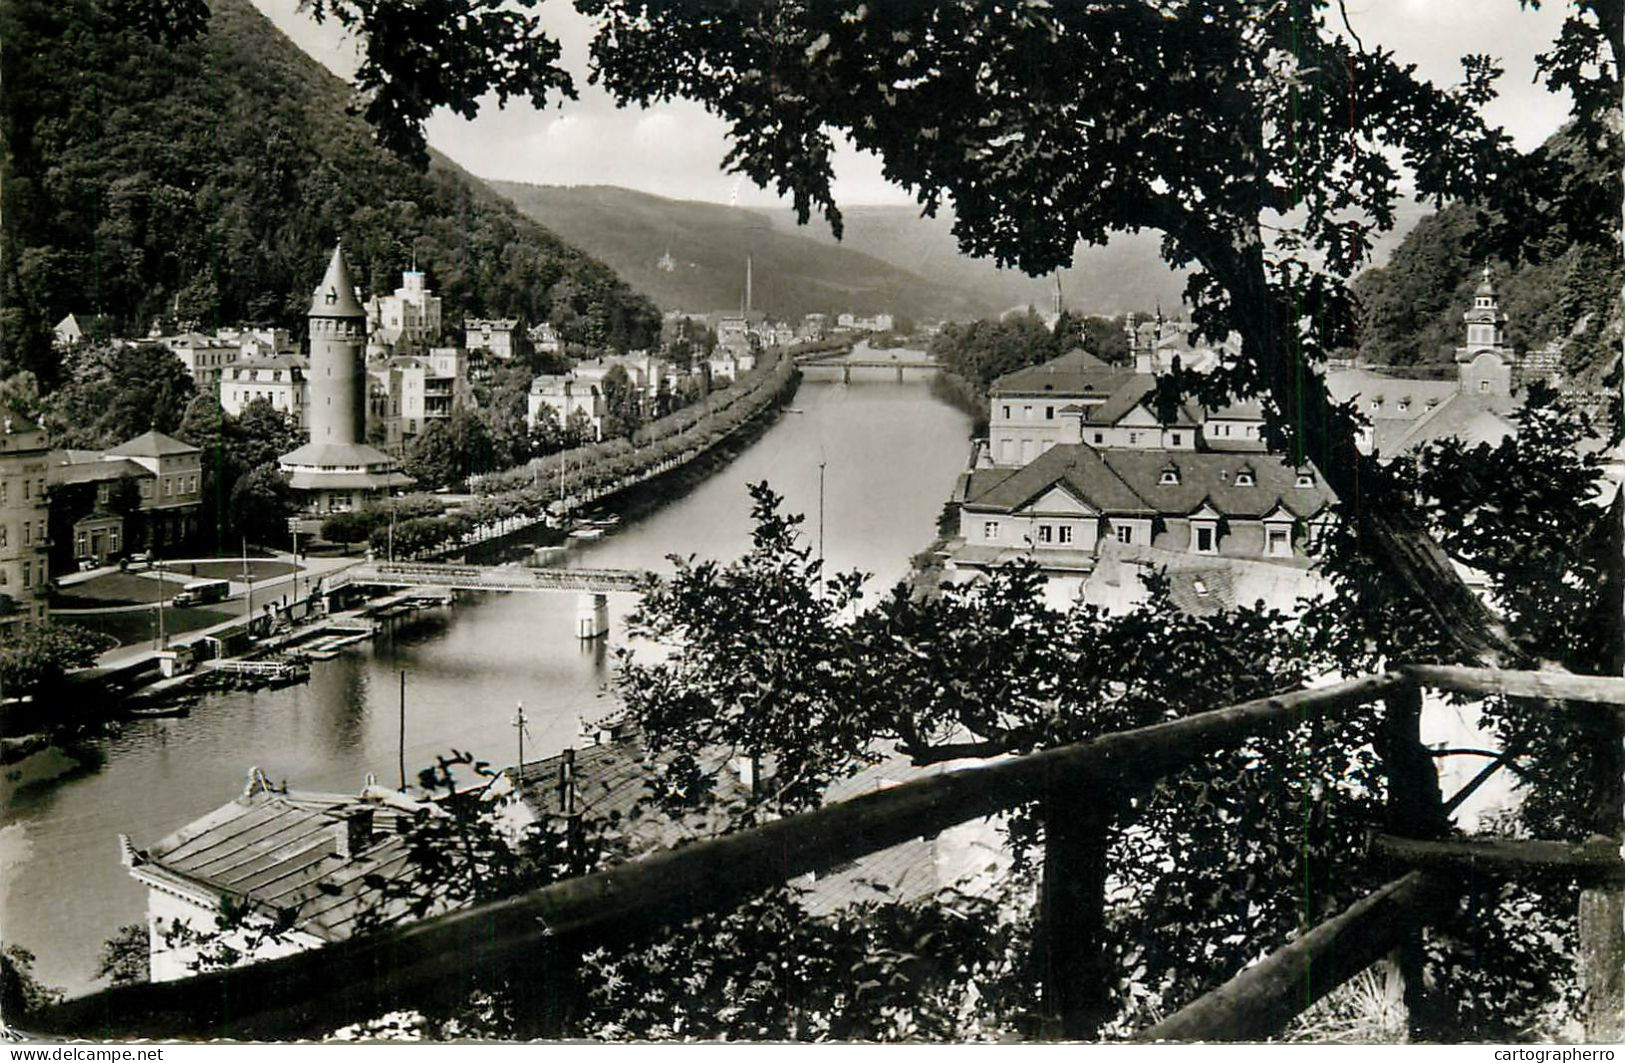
{"left": 255, "top": 0, "right": 1573, "bottom": 214}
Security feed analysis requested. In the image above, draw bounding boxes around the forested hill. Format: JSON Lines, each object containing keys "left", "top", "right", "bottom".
{"left": 1353, "top": 126, "right": 1621, "bottom": 390}
{"left": 488, "top": 182, "right": 1008, "bottom": 323}
{"left": 0, "top": 0, "right": 661, "bottom": 385}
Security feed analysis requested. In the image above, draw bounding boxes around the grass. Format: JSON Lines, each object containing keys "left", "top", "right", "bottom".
{"left": 58, "top": 606, "right": 237, "bottom": 648}
{"left": 52, "top": 572, "right": 184, "bottom": 607}
{"left": 168, "top": 559, "right": 298, "bottom": 582}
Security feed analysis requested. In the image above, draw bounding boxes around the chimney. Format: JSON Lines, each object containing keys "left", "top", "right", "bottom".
{"left": 334, "top": 808, "right": 374, "bottom": 859}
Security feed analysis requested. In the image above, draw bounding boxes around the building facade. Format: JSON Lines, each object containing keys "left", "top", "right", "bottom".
{"left": 366, "top": 269, "right": 442, "bottom": 357}
{"left": 0, "top": 411, "right": 52, "bottom": 631}
{"left": 465, "top": 318, "right": 525, "bottom": 361}
{"left": 527, "top": 374, "right": 604, "bottom": 440}
{"left": 220, "top": 355, "right": 310, "bottom": 428}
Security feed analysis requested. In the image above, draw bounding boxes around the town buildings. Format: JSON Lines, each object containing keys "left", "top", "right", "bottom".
{"left": 465, "top": 318, "right": 526, "bottom": 361}
{"left": 0, "top": 411, "right": 53, "bottom": 630}
{"left": 153, "top": 331, "right": 242, "bottom": 390}
{"left": 47, "top": 430, "right": 204, "bottom": 564}
{"left": 527, "top": 374, "right": 605, "bottom": 440}
{"left": 220, "top": 355, "right": 310, "bottom": 428}
{"left": 278, "top": 246, "right": 412, "bottom": 515}
{"left": 366, "top": 269, "right": 443, "bottom": 357}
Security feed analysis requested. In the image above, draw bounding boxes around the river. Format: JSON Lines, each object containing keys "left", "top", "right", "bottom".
{"left": 0, "top": 368, "right": 972, "bottom": 995}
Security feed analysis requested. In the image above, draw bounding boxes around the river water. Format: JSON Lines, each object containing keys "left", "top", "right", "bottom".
{"left": 1, "top": 369, "right": 972, "bottom": 995}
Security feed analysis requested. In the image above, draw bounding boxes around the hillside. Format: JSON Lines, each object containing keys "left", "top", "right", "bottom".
{"left": 1354, "top": 128, "right": 1621, "bottom": 389}
{"left": 0, "top": 0, "right": 660, "bottom": 384}
{"left": 489, "top": 182, "right": 1009, "bottom": 323}
{"left": 762, "top": 205, "right": 1192, "bottom": 318}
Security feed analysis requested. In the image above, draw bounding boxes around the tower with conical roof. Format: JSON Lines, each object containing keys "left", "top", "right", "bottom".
{"left": 280, "top": 244, "right": 412, "bottom": 513}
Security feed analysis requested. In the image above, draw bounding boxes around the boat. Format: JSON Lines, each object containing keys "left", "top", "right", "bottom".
{"left": 126, "top": 701, "right": 193, "bottom": 720}
{"left": 569, "top": 526, "right": 605, "bottom": 541}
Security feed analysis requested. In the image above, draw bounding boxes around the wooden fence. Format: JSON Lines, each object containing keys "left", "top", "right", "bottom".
{"left": 24, "top": 666, "right": 1625, "bottom": 1042}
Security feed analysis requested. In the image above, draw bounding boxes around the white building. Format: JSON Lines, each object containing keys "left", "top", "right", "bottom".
{"left": 366, "top": 269, "right": 443, "bottom": 357}
{"left": 220, "top": 355, "right": 309, "bottom": 428}
{"left": 527, "top": 374, "right": 604, "bottom": 440}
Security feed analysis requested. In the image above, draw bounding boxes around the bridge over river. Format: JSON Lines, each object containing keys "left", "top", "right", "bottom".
{"left": 329, "top": 561, "right": 649, "bottom": 637}
{"left": 794, "top": 346, "right": 940, "bottom": 382}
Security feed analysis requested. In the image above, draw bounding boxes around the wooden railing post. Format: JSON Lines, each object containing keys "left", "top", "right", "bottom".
{"left": 1038, "top": 779, "right": 1115, "bottom": 1040}
{"left": 1581, "top": 486, "right": 1625, "bottom": 1042}
{"left": 1378, "top": 677, "right": 1452, "bottom": 1041}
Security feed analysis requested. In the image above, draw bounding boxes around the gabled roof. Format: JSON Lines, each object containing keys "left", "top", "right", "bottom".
{"left": 962, "top": 445, "right": 1153, "bottom": 516}
{"left": 991, "top": 349, "right": 1135, "bottom": 398}
{"left": 130, "top": 777, "right": 439, "bottom": 944}
{"left": 108, "top": 430, "right": 200, "bottom": 458}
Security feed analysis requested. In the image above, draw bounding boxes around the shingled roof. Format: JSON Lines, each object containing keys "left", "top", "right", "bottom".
{"left": 991, "top": 349, "right": 1135, "bottom": 398}
{"left": 127, "top": 773, "right": 442, "bottom": 944}
{"left": 963, "top": 444, "right": 1334, "bottom": 521}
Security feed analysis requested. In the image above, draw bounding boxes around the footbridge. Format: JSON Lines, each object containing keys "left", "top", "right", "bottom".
{"left": 326, "top": 561, "right": 650, "bottom": 638}
{"left": 795, "top": 353, "right": 940, "bottom": 382}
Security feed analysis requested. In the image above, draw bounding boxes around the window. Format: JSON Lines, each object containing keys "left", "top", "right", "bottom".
{"left": 983, "top": 521, "right": 999, "bottom": 541}
{"left": 1115, "top": 524, "right": 1134, "bottom": 545}
{"left": 21, "top": 480, "right": 27, "bottom": 500}
{"left": 1092, "top": 432, "right": 1105, "bottom": 445}
{"left": 1397, "top": 399, "right": 1410, "bottom": 412}
{"left": 1023, "top": 405, "right": 1034, "bottom": 420}
{"left": 1479, "top": 380, "right": 1490, "bottom": 392}
{"left": 22, "top": 563, "right": 30, "bottom": 589}
{"left": 1045, "top": 406, "right": 1054, "bottom": 420}
{"left": 21, "top": 523, "right": 29, "bottom": 545}
{"left": 163, "top": 479, "right": 173, "bottom": 498}
{"left": 1234, "top": 468, "right": 1256, "bottom": 487}
{"left": 1266, "top": 527, "right": 1291, "bottom": 557}
{"left": 1038, "top": 524, "right": 1054, "bottom": 544}
{"left": 1195, "top": 525, "right": 1215, "bottom": 553}
{"left": 110, "top": 528, "right": 121, "bottom": 551}
{"left": 1295, "top": 471, "right": 1315, "bottom": 488}
{"left": 1170, "top": 432, "right": 1182, "bottom": 445}
{"left": 1058, "top": 525, "right": 1074, "bottom": 545}
{"left": 1, "top": 481, "right": 7, "bottom": 504}
{"left": 1192, "top": 578, "right": 1210, "bottom": 597}
{"left": 1128, "top": 432, "right": 1142, "bottom": 445}
{"left": 1159, "top": 467, "right": 1179, "bottom": 485}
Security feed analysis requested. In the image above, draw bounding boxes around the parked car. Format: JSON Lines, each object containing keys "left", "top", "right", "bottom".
{"left": 121, "top": 552, "right": 152, "bottom": 572}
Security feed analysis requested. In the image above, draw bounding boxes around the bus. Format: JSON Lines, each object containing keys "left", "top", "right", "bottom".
{"left": 172, "top": 578, "right": 229, "bottom": 607}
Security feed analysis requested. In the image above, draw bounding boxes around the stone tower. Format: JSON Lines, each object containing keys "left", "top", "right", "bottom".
{"left": 307, "top": 244, "right": 368, "bottom": 446}
{"left": 280, "top": 244, "right": 411, "bottom": 514}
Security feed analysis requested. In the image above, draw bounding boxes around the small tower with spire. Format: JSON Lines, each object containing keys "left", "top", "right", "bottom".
{"left": 1455, "top": 264, "right": 1513, "bottom": 397}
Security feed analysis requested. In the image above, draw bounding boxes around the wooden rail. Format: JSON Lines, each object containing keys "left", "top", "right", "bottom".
{"left": 335, "top": 562, "right": 649, "bottom": 594}
{"left": 27, "top": 665, "right": 1625, "bottom": 1042}
{"left": 28, "top": 673, "right": 1404, "bottom": 1040}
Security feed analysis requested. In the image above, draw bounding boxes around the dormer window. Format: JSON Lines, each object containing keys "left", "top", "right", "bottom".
{"left": 1295, "top": 470, "right": 1315, "bottom": 488}
{"left": 1192, "top": 578, "right": 1209, "bottom": 597}
{"left": 1370, "top": 398, "right": 1382, "bottom": 412}
{"left": 1234, "top": 467, "right": 1256, "bottom": 487}
{"left": 1159, "top": 465, "right": 1180, "bottom": 485}
{"left": 324, "top": 287, "right": 338, "bottom": 306}
{"left": 1397, "top": 399, "right": 1410, "bottom": 412}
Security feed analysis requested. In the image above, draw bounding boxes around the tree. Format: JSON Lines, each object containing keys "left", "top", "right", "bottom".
{"left": 0, "top": 623, "right": 105, "bottom": 701}
{"left": 228, "top": 463, "right": 294, "bottom": 547}
{"left": 96, "top": 924, "right": 150, "bottom": 987}
{"left": 600, "top": 364, "right": 642, "bottom": 441}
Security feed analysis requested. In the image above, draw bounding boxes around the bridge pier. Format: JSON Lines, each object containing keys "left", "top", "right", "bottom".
{"left": 842, "top": 364, "right": 851, "bottom": 384}
{"left": 576, "top": 592, "right": 609, "bottom": 640}
{"left": 896, "top": 365, "right": 904, "bottom": 383}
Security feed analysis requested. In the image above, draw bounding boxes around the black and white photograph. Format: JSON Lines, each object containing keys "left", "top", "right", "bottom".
{"left": 0, "top": 0, "right": 1621, "bottom": 1049}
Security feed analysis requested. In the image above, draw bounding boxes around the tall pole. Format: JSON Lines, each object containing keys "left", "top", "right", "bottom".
{"left": 398, "top": 669, "right": 407, "bottom": 791}
{"left": 291, "top": 527, "right": 299, "bottom": 604}
{"left": 155, "top": 561, "right": 166, "bottom": 650}
{"left": 242, "top": 537, "right": 252, "bottom": 621}
{"left": 513, "top": 701, "right": 527, "bottom": 787}
{"left": 817, "top": 461, "right": 826, "bottom": 575}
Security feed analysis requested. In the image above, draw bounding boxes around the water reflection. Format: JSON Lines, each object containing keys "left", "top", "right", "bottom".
{"left": 1, "top": 376, "right": 972, "bottom": 993}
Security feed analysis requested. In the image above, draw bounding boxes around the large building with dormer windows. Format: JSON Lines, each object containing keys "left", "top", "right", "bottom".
{"left": 0, "top": 411, "right": 52, "bottom": 631}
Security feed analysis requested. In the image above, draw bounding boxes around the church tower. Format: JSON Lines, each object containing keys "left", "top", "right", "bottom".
{"left": 280, "top": 244, "right": 412, "bottom": 514}
{"left": 1455, "top": 265, "right": 1513, "bottom": 397}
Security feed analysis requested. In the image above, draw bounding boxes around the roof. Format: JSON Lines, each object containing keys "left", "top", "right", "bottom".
{"left": 309, "top": 244, "right": 366, "bottom": 319}
{"left": 991, "top": 349, "right": 1136, "bottom": 398}
{"left": 48, "top": 455, "right": 149, "bottom": 486}
{"left": 963, "top": 444, "right": 1334, "bottom": 521}
{"left": 963, "top": 445, "right": 1153, "bottom": 516}
{"left": 107, "top": 430, "right": 200, "bottom": 459}
{"left": 278, "top": 441, "right": 400, "bottom": 468}
{"left": 130, "top": 774, "right": 440, "bottom": 944}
